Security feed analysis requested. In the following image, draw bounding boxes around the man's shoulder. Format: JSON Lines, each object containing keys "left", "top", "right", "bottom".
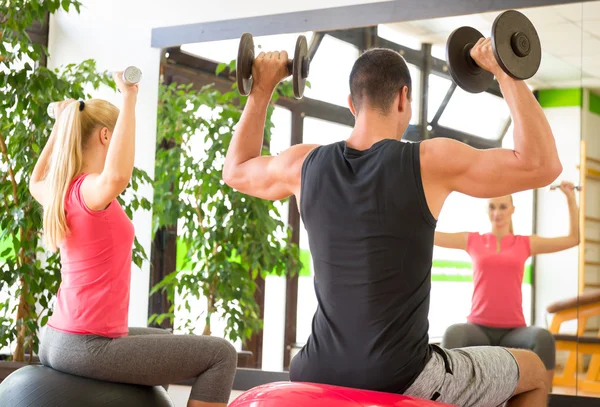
{"left": 285, "top": 143, "right": 322, "bottom": 162}
{"left": 417, "top": 138, "right": 466, "bottom": 178}
{"left": 297, "top": 142, "right": 332, "bottom": 161}
{"left": 419, "top": 137, "right": 472, "bottom": 163}
{"left": 293, "top": 143, "right": 324, "bottom": 176}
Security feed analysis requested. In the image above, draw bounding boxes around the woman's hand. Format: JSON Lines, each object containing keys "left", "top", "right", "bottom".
{"left": 558, "top": 180, "right": 577, "bottom": 201}
{"left": 113, "top": 71, "right": 139, "bottom": 96}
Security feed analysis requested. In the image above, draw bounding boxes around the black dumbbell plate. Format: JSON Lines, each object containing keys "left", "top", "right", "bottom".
{"left": 492, "top": 10, "right": 541, "bottom": 80}
{"left": 237, "top": 33, "right": 255, "bottom": 96}
{"left": 446, "top": 26, "right": 494, "bottom": 94}
{"left": 293, "top": 36, "right": 308, "bottom": 99}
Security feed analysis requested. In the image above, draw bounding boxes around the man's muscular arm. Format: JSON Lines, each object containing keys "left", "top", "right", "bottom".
{"left": 223, "top": 49, "right": 318, "bottom": 200}
{"left": 420, "top": 38, "right": 562, "bottom": 217}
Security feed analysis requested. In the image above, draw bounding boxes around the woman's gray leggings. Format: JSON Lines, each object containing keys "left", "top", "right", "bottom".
{"left": 441, "top": 322, "right": 556, "bottom": 370}
{"left": 39, "top": 326, "right": 237, "bottom": 403}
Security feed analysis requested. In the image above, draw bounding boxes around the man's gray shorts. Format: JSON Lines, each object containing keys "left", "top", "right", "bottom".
{"left": 404, "top": 345, "right": 520, "bottom": 407}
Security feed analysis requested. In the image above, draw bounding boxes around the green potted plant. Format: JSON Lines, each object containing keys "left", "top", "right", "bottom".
{"left": 150, "top": 74, "right": 301, "bottom": 349}
{"left": 0, "top": 0, "right": 151, "bottom": 378}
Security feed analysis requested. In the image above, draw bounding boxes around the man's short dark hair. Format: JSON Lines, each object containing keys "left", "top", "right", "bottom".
{"left": 349, "top": 48, "right": 412, "bottom": 114}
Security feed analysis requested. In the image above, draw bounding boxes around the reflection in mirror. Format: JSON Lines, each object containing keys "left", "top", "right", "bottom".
{"left": 302, "top": 35, "right": 358, "bottom": 107}
{"left": 382, "top": 1, "right": 599, "bottom": 400}
{"left": 182, "top": 32, "right": 315, "bottom": 68}
{"left": 437, "top": 88, "right": 509, "bottom": 140}
{"left": 162, "top": 1, "right": 600, "bottom": 403}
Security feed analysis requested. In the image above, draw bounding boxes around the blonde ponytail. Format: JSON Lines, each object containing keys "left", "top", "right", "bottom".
{"left": 43, "top": 102, "right": 84, "bottom": 251}
{"left": 42, "top": 99, "right": 119, "bottom": 252}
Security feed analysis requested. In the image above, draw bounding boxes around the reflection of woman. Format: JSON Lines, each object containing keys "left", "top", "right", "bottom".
{"left": 435, "top": 182, "right": 579, "bottom": 386}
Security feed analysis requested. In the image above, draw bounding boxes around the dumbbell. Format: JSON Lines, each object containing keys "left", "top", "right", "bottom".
{"left": 47, "top": 66, "right": 143, "bottom": 119}
{"left": 236, "top": 33, "right": 310, "bottom": 99}
{"left": 446, "top": 10, "right": 542, "bottom": 93}
{"left": 550, "top": 184, "right": 582, "bottom": 191}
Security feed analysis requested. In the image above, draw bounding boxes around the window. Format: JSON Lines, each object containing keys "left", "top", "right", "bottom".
{"left": 270, "top": 106, "right": 292, "bottom": 155}
{"left": 427, "top": 74, "right": 453, "bottom": 123}
{"left": 270, "top": 106, "right": 293, "bottom": 244}
{"left": 302, "top": 35, "right": 359, "bottom": 107}
{"left": 408, "top": 64, "right": 421, "bottom": 125}
{"left": 501, "top": 121, "right": 515, "bottom": 149}
{"left": 438, "top": 87, "right": 510, "bottom": 140}
{"left": 262, "top": 106, "right": 292, "bottom": 371}
{"left": 377, "top": 24, "right": 422, "bottom": 51}
{"left": 303, "top": 116, "right": 353, "bottom": 145}
{"left": 431, "top": 43, "right": 447, "bottom": 61}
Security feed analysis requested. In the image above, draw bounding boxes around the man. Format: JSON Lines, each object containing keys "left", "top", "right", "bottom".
{"left": 223, "top": 37, "right": 561, "bottom": 407}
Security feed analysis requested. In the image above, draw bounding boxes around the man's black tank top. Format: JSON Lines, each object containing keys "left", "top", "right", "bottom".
{"left": 289, "top": 139, "right": 437, "bottom": 394}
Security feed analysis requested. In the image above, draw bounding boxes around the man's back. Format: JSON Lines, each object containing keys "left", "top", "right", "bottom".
{"left": 289, "top": 139, "right": 436, "bottom": 393}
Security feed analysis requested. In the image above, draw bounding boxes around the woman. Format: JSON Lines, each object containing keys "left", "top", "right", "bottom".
{"left": 435, "top": 182, "right": 579, "bottom": 387}
{"left": 29, "top": 73, "right": 237, "bottom": 407}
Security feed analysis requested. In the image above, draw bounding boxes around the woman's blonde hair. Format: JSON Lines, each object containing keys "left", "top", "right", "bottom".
{"left": 43, "top": 99, "right": 119, "bottom": 251}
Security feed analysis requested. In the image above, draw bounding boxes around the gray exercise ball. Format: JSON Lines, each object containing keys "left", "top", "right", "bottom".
{"left": 0, "top": 365, "right": 174, "bottom": 407}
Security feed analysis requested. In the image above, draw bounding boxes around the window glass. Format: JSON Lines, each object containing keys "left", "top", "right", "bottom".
{"left": 427, "top": 74, "right": 453, "bottom": 123}
{"left": 377, "top": 24, "right": 422, "bottom": 50}
{"left": 303, "top": 35, "right": 359, "bottom": 107}
{"left": 438, "top": 87, "right": 510, "bottom": 140}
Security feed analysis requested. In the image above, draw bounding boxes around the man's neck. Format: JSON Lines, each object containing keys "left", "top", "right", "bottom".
{"left": 347, "top": 110, "right": 405, "bottom": 150}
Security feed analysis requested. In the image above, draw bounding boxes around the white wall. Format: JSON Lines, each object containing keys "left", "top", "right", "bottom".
{"left": 534, "top": 106, "right": 581, "bottom": 330}
{"left": 47, "top": 0, "right": 383, "bottom": 327}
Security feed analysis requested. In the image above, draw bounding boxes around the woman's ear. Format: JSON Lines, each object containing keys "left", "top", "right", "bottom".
{"left": 99, "top": 128, "right": 110, "bottom": 146}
